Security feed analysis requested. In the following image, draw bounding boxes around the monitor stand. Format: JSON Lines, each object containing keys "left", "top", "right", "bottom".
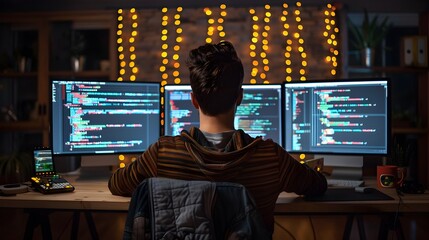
{"left": 315, "top": 154, "right": 363, "bottom": 180}
{"left": 76, "top": 155, "right": 117, "bottom": 181}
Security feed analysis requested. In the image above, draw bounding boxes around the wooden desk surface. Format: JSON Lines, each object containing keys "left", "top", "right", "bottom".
{"left": 1, "top": 177, "right": 429, "bottom": 214}
{"left": 0, "top": 176, "right": 130, "bottom": 211}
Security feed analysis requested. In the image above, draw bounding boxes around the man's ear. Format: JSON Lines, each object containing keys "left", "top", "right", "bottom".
{"left": 190, "top": 92, "right": 200, "bottom": 109}
{"left": 236, "top": 88, "right": 243, "bottom": 106}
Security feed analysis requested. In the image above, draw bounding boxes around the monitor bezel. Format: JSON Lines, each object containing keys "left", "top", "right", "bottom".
{"left": 283, "top": 77, "right": 391, "bottom": 157}
{"left": 49, "top": 79, "right": 161, "bottom": 156}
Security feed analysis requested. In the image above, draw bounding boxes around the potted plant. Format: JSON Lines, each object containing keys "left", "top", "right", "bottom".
{"left": 347, "top": 9, "right": 391, "bottom": 67}
{"left": 0, "top": 152, "right": 32, "bottom": 185}
{"left": 70, "top": 31, "right": 86, "bottom": 72}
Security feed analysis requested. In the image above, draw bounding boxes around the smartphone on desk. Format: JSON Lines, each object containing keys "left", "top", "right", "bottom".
{"left": 31, "top": 147, "right": 75, "bottom": 194}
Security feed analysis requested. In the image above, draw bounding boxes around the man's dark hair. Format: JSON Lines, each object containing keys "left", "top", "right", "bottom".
{"left": 187, "top": 41, "right": 244, "bottom": 116}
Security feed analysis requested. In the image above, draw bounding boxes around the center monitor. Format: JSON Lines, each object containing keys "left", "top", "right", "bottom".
{"left": 163, "top": 84, "right": 283, "bottom": 145}
{"left": 283, "top": 78, "right": 390, "bottom": 180}
{"left": 50, "top": 80, "right": 161, "bottom": 159}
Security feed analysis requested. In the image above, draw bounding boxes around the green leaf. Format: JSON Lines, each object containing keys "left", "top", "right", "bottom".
{"left": 347, "top": 8, "right": 391, "bottom": 49}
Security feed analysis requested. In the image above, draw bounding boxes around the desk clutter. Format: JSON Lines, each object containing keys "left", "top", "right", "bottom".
{"left": 0, "top": 183, "right": 29, "bottom": 196}
{"left": 30, "top": 147, "right": 75, "bottom": 194}
{"left": 31, "top": 175, "right": 74, "bottom": 194}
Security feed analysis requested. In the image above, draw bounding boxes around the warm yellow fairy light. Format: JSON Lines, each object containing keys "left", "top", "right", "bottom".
{"left": 323, "top": 3, "right": 339, "bottom": 76}
{"left": 205, "top": 7, "right": 214, "bottom": 45}
{"left": 282, "top": 4, "right": 292, "bottom": 81}
{"left": 295, "top": 1, "right": 306, "bottom": 81}
{"left": 249, "top": 8, "right": 259, "bottom": 84}
{"left": 117, "top": 9, "right": 125, "bottom": 81}
{"left": 173, "top": 7, "right": 183, "bottom": 84}
{"left": 262, "top": 5, "right": 271, "bottom": 83}
{"left": 160, "top": 7, "right": 169, "bottom": 84}
{"left": 218, "top": 4, "right": 227, "bottom": 39}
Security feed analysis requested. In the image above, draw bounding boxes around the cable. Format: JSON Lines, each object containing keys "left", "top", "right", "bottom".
{"left": 274, "top": 220, "right": 296, "bottom": 240}
{"left": 391, "top": 188, "right": 404, "bottom": 240}
{"left": 308, "top": 215, "right": 316, "bottom": 240}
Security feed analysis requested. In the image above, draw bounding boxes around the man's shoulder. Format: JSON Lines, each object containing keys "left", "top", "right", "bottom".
{"left": 158, "top": 135, "right": 185, "bottom": 142}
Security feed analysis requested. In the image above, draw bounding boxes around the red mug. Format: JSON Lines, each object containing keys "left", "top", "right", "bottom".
{"left": 377, "top": 165, "right": 404, "bottom": 188}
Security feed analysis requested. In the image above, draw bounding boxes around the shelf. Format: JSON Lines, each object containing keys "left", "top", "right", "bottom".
{"left": 0, "top": 72, "right": 38, "bottom": 78}
{"left": 348, "top": 66, "right": 429, "bottom": 74}
{"left": 49, "top": 70, "right": 111, "bottom": 79}
{"left": 0, "top": 121, "right": 46, "bottom": 132}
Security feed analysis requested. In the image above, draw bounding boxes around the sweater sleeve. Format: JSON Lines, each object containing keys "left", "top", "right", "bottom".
{"left": 278, "top": 147, "right": 327, "bottom": 196}
{"left": 108, "top": 141, "right": 159, "bottom": 196}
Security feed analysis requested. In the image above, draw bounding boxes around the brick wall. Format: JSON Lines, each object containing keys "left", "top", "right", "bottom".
{"left": 119, "top": 4, "right": 339, "bottom": 84}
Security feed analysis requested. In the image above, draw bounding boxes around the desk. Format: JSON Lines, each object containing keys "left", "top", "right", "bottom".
{"left": 1, "top": 177, "right": 428, "bottom": 239}
{"left": 0, "top": 177, "right": 129, "bottom": 240}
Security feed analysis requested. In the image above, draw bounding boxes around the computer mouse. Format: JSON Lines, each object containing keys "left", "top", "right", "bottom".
{"left": 355, "top": 187, "right": 372, "bottom": 193}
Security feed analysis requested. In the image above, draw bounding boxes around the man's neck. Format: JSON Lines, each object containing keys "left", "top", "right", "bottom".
{"left": 198, "top": 109, "right": 236, "bottom": 134}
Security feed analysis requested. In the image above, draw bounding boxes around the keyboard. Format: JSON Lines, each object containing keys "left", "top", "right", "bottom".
{"left": 327, "top": 179, "right": 365, "bottom": 188}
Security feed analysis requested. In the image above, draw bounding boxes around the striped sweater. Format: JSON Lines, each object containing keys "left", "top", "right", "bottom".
{"left": 108, "top": 127, "right": 327, "bottom": 233}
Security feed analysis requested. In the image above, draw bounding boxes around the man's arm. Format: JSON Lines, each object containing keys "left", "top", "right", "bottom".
{"left": 278, "top": 148, "right": 327, "bottom": 196}
{"left": 108, "top": 142, "right": 159, "bottom": 196}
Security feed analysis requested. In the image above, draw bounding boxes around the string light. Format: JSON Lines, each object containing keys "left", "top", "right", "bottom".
{"left": 219, "top": 4, "right": 227, "bottom": 39}
{"left": 261, "top": 4, "right": 271, "bottom": 84}
{"left": 129, "top": 8, "right": 138, "bottom": 81}
{"left": 205, "top": 4, "right": 227, "bottom": 43}
{"left": 160, "top": 7, "right": 183, "bottom": 86}
{"left": 249, "top": 8, "right": 259, "bottom": 84}
{"left": 282, "top": 3, "right": 293, "bottom": 82}
{"left": 117, "top": 9, "right": 124, "bottom": 81}
{"left": 160, "top": 7, "right": 169, "bottom": 87}
{"left": 249, "top": 5, "right": 271, "bottom": 84}
{"left": 324, "top": 3, "right": 339, "bottom": 76}
{"left": 204, "top": 7, "right": 214, "bottom": 43}
{"left": 173, "top": 7, "right": 182, "bottom": 84}
{"left": 295, "top": 1, "right": 306, "bottom": 81}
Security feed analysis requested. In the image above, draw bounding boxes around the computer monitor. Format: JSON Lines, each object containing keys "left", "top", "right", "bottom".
{"left": 284, "top": 78, "right": 390, "bottom": 180}
{"left": 50, "top": 79, "right": 161, "bottom": 172}
{"left": 163, "top": 84, "right": 283, "bottom": 145}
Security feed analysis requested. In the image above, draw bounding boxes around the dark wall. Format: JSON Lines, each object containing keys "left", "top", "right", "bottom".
{"left": 0, "top": 0, "right": 428, "bottom": 13}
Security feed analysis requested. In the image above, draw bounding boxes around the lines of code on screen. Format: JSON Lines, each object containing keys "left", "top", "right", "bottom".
{"left": 235, "top": 85, "right": 282, "bottom": 144}
{"left": 285, "top": 80, "right": 388, "bottom": 154}
{"left": 51, "top": 80, "right": 160, "bottom": 155}
{"left": 164, "top": 85, "right": 282, "bottom": 144}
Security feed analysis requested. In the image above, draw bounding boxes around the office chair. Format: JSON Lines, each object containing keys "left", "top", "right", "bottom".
{"left": 123, "top": 177, "right": 271, "bottom": 240}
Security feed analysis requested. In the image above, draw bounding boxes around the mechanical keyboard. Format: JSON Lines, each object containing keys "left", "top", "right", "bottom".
{"left": 31, "top": 175, "right": 75, "bottom": 194}
{"left": 327, "top": 179, "right": 365, "bottom": 188}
